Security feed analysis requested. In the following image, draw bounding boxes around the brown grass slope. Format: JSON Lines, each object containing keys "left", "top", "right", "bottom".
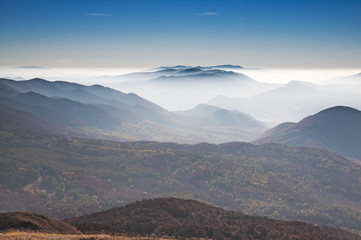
{"left": 0, "top": 232, "right": 172, "bottom": 240}
{"left": 0, "top": 212, "right": 80, "bottom": 234}
{"left": 65, "top": 198, "right": 360, "bottom": 240}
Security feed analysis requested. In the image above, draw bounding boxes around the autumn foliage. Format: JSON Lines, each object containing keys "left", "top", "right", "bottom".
{"left": 65, "top": 198, "right": 360, "bottom": 240}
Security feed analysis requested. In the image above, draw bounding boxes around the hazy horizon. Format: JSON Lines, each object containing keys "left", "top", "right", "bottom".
{"left": 1, "top": 0, "right": 361, "bottom": 121}
{"left": 1, "top": 65, "right": 360, "bottom": 84}
{"left": 2, "top": 2, "right": 361, "bottom": 234}
{"left": 1, "top": 66, "right": 361, "bottom": 124}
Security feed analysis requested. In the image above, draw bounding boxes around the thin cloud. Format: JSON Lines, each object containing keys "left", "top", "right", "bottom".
{"left": 192, "top": 12, "right": 219, "bottom": 16}
{"left": 16, "top": 66, "right": 45, "bottom": 69}
{"left": 87, "top": 13, "right": 113, "bottom": 17}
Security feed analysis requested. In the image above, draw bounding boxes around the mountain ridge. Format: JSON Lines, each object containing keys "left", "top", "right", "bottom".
{"left": 254, "top": 106, "right": 361, "bottom": 161}
{"left": 208, "top": 80, "right": 361, "bottom": 123}
{"left": 0, "top": 78, "right": 267, "bottom": 143}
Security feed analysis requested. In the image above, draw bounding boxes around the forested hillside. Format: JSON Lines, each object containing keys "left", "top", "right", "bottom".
{"left": 1, "top": 130, "right": 360, "bottom": 234}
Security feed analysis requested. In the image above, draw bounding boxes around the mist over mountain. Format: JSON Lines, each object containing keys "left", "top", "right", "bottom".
{"left": 154, "top": 64, "right": 244, "bottom": 70}
{"left": 254, "top": 106, "right": 361, "bottom": 161}
{"left": 353, "top": 72, "right": 361, "bottom": 78}
{"left": 0, "top": 79, "right": 137, "bottom": 134}
{"left": 176, "top": 103, "right": 223, "bottom": 116}
{"left": 3, "top": 0, "right": 361, "bottom": 237}
{"left": 102, "top": 66, "right": 278, "bottom": 110}
{"left": 0, "top": 78, "right": 266, "bottom": 142}
{"left": 209, "top": 80, "right": 361, "bottom": 123}
{"left": 176, "top": 104, "right": 267, "bottom": 129}
{"left": 331, "top": 72, "right": 361, "bottom": 86}
{"left": 148, "top": 68, "right": 252, "bottom": 84}
{"left": 210, "top": 64, "right": 244, "bottom": 69}
{"left": 87, "top": 67, "right": 361, "bottom": 123}
{"left": 8, "top": 67, "right": 361, "bottom": 124}
{"left": 0, "top": 78, "right": 164, "bottom": 114}
{"left": 2, "top": 67, "right": 361, "bottom": 237}
{"left": 113, "top": 66, "right": 252, "bottom": 83}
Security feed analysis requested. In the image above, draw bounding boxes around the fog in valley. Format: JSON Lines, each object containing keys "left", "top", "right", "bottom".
{"left": 2, "top": 65, "right": 361, "bottom": 125}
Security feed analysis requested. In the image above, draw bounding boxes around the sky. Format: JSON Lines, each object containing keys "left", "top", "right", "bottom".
{"left": 1, "top": 0, "right": 361, "bottom": 69}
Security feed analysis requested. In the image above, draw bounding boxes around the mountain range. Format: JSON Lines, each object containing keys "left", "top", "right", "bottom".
{"left": 176, "top": 104, "right": 266, "bottom": 128}
{"left": 209, "top": 80, "right": 361, "bottom": 123}
{"left": 104, "top": 66, "right": 278, "bottom": 110}
{"left": 93, "top": 67, "right": 361, "bottom": 122}
{"left": 97, "top": 65, "right": 248, "bottom": 83}
{"left": 155, "top": 64, "right": 245, "bottom": 70}
{"left": 0, "top": 78, "right": 266, "bottom": 142}
{"left": 2, "top": 70, "right": 361, "bottom": 237}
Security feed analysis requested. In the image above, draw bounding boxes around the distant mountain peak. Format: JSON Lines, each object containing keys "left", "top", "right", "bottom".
{"left": 175, "top": 104, "right": 223, "bottom": 116}
{"left": 156, "top": 65, "right": 192, "bottom": 70}
{"left": 317, "top": 105, "right": 358, "bottom": 114}
{"left": 286, "top": 80, "right": 315, "bottom": 86}
{"left": 16, "top": 65, "right": 45, "bottom": 69}
{"left": 155, "top": 68, "right": 178, "bottom": 73}
{"left": 155, "top": 65, "right": 245, "bottom": 71}
{"left": 179, "top": 67, "right": 203, "bottom": 73}
{"left": 29, "top": 78, "right": 48, "bottom": 82}
{"left": 195, "top": 103, "right": 221, "bottom": 109}
{"left": 211, "top": 64, "right": 244, "bottom": 69}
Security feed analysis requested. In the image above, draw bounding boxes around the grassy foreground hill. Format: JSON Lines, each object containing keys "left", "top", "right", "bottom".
{"left": 0, "top": 212, "right": 80, "bottom": 234}
{"left": 0, "top": 211, "right": 167, "bottom": 240}
{"left": 65, "top": 198, "right": 361, "bottom": 240}
{"left": 1, "top": 199, "right": 360, "bottom": 240}
{"left": 1, "top": 130, "right": 360, "bottom": 234}
{"left": 0, "top": 232, "right": 169, "bottom": 240}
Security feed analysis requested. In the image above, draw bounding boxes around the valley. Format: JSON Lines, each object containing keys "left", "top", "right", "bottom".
{"left": 1, "top": 129, "right": 360, "bottom": 234}
{"left": 2, "top": 0, "right": 361, "bottom": 238}
{"left": 1, "top": 67, "right": 361, "bottom": 238}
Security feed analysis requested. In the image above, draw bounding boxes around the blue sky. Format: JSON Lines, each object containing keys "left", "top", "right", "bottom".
{"left": 1, "top": 0, "right": 361, "bottom": 68}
